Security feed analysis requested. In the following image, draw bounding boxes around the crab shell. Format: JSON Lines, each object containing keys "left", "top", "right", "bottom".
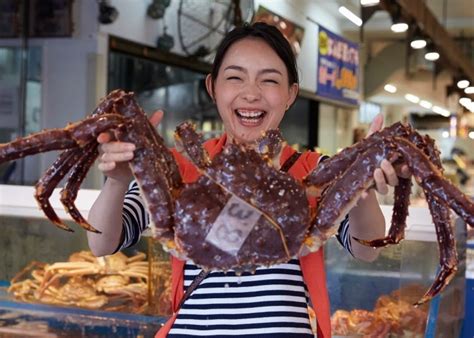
{"left": 173, "top": 130, "right": 310, "bottom": 272}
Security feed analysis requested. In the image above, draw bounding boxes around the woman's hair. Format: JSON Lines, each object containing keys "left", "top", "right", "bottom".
{"left": 209, "top": 22, "right": 299, "bottom": 93}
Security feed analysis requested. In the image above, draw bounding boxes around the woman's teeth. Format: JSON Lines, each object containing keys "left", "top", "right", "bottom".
{"left": 235, "top": 109, "right": 265, "bottom": 119}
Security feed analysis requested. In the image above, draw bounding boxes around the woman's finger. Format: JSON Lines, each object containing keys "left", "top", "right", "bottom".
{"left": 149, "top": 110, "right": 164, "bottom": 127}
{"left": 97, "top": 132, "right": 114, "bottom": 144}
{"left": 367, "top": 113, "right": 384, "bottom": 136}
{"left": 100, "top": 142, "right": 135, "bottom": 154}
{"left": 374, "top": 168, "right": 389, "bottom": 195}
{"left": 98, "top": 161, "right": 116, "bottom": 172}
{"left": 100, "top": 151, "right": 134, "bottom": 163}
{"left": 380, "top": 159, "right": 399, "bottom": 186}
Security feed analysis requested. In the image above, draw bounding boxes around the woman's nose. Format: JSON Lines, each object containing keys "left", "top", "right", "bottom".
{"left": 241, "top": 82, "right": 261, "bottom": 102}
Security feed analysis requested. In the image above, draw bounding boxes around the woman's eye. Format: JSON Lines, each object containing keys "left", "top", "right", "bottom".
{"left": 227, "top": 76, "right": 241, "bottom": 81}
{"left": 263, "top": 79, "right": 278, "bottom": 84}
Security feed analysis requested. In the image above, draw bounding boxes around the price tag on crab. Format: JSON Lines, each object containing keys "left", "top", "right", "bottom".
{"left": 205, "top": 195, "right": 262, "bottom": 256}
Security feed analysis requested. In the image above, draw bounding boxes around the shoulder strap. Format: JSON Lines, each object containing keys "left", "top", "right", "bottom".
{"left": 280, "top": 151, "right": 302, "bottom": 173}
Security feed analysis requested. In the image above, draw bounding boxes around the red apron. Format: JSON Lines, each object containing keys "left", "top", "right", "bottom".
{"left": 155, "top": 135, "right": 331, "bottom": 338}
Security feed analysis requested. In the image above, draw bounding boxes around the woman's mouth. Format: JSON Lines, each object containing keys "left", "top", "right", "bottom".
{"left": 235, "top": 109, "right": 267, "bottom": 127}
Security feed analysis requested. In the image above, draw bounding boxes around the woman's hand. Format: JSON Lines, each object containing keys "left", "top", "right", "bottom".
{"left": 367, "top": 113, "right": 411, "bottom": 196}
{"left": 97, "top": 110, "right": 164, "bottom": 185}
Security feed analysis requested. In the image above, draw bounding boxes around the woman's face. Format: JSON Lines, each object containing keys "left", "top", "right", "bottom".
{"left": 206, "top": 37, "right": 298, "bottom": 144}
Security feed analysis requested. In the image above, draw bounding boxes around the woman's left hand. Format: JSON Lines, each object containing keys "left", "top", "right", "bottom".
{"left": 367, "top": 114, "right": 411, "bottom": 196}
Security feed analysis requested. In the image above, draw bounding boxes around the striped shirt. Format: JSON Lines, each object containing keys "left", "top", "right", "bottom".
{"left": 118, "top": 180, "right": 353, "bottom": 337}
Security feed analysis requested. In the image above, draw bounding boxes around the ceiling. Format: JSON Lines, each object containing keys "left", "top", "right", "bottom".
{"left": 312, "top": 0, "right": 474, "bottom": 120}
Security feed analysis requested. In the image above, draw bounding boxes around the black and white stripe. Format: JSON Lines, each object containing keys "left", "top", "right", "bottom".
{"left": 168, "top": 259, "right": 315, "bottom": 337}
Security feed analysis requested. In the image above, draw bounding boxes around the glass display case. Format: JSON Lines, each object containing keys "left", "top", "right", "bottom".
{"left": 0, "top": 184, "right": 170, "bottom": 337}
{"left": 326, "top": 205, "right": 467, "bottom": 338}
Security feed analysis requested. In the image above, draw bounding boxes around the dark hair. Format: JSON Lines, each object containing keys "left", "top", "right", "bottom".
{"left": 210, "top": 22, "right": 299, "bottom": 94}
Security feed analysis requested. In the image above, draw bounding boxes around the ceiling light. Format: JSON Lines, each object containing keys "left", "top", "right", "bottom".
{"left": 432, "top": 106, "right": 450, "bottom": 117}
{"left": 360, "top": 0, "right": 380, "bottom": 6}
{"left": 404, "top": 93, "right": 420, "bottom": 103}
{"left": 457, "top": 79, "right": 470, "bottom": 89}
{"left": 424, "top": 43, "right": 440, "bottom": 61}
{"left": 469, "top": 131, "right": 474, "bottom": 139}
{"left": 425, "top": 51, "right": 440, "bottom": 61}
{"left": 465, "top": 86, "right": 474, "bottom": 94}
{"left": 339, "top": 6, "right": 363, "bottom": 26}
{"left": 410, "top": 27, "right": 426, "bottom": 49}
{"left": 391, "top": 22, "right": 409, "bottom": 33}
{"left": 419, "top": 100, "right": 432, "bottom": 109}
{"left": 410, "top": 38, "right": 427, "bottom": 49}
{"left": 459, "top": 97, "right": 471, "bottom": 106}
{"left": 442, "top": 131, "right": 450, "bottom": 138}
{"left": 468, "top": 102, "right": 474, "bottom": 112}
{"left": 384, "top": 84, "right": 397, "bottom": 93}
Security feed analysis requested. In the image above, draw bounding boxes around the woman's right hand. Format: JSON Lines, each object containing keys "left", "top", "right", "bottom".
{"left": 96, "top": 110, "right": 164, "bottom": 185}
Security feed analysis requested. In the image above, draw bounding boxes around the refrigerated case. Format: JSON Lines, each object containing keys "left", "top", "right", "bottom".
{"left": 326, "top": 205, "right": 467, "bottom": 337}
{"left": 0, "top": 184, "right": 169, "bottom": 337}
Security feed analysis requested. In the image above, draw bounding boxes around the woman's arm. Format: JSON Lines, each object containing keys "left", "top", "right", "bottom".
{"left": 87, "top": 177, "right": 129, "bottom": 256}
{"left": 348, "top": 189, "right": 385, "bottom": 262}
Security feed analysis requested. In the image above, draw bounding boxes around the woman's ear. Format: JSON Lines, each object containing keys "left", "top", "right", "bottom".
{"left": 286, "top": 83, "right": 299, "bottom": 109}
{"left": 205, "top": 74, "right": 215, "bottom": 102}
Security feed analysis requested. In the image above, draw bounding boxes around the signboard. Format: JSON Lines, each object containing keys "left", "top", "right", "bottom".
{"left": 252, "top": 6, "right": 305, "bottom": 55}
{"left": 316, "top": 26, "right": 359, "bottom": 105}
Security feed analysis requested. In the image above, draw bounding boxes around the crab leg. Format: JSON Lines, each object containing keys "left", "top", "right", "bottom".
{"left": 356, "top": 177, "right": 412, "bottom": 247}
{"left": 394, "top": 137, "right": 474, "bottom": 227}
{"left": 34, "top": 149, "right": 82, "bottom": 232}
{"left": 0, "top": 114, "right": 126, "bottom": 164}
{"left": 304, "top": 123, "right": 409, "bottom": 191}
{"left": 308, "top": 143, "right": 393, "bottom": 252}
{"left": 60, "top": 144, "right": 100, "bottom": 232}
{"left": 114, "top": 119, "right": 177, "bottom": 242}
{"left": 415, "top": 193, "right": 457, "bottom": 305}
{"left": 175, "top": 121, "right": 211, "bottom": 169}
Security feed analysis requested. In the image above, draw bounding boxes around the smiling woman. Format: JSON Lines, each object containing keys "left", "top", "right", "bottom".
{"left": 86, "top": 22, "right": 404, "bottom": 338}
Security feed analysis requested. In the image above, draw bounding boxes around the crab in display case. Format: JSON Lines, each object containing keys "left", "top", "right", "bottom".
{"left": 8, "top": 251, "right": 150, "bottom": 313}
{"left": 0, "top": 89, "right": 473, "bottom": 305}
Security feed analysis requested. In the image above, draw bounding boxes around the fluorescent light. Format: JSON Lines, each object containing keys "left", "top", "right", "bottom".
{"left": 432, "top": 106, "right": 450, "bottom": 117}
{"left": 419, "top": 100, "right": 432, "bottom": 109}
{"left": 384, "top": 84, "right": 397, "bottom": 93}
{"left": 404, "top": 93, "right": 420, "bottom": 103}
{"left": 457, "top": 80, "right": 470, "bottom": 89}
{"left": 391, "top": 22, "right": 408, "bottom": 33}
{"left": 360, "top": 0, "right": 380, "bottom": 6}
{"left": 465, "top": 86, "right": 474, "bottom": 94}
{"left": 467, "top": 102, "right": 474, "bottom": 112}
{"left": 459, "top": 97, "right": 471, "bottom": 106}
{"left": 410, "top": 39, "right": 427, "bottom": 49}
{"left": 425, "top": 51, "right": 440, "bottom": 61}
{"left": 338, "top": 6, "right": 362, "bottom": 26}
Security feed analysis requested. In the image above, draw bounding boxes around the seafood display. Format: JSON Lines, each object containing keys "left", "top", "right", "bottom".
{"left": 331, "top": 285, "right": 429, "bottom": 337}
{"left": 1, "top": 89, "right": 473, "bottom": 304}
{"left": 7, "top": 251, "right": 165, "bottom": 314}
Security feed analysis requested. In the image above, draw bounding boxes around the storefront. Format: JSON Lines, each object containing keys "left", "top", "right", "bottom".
{"left": 0, "top": 0, "right": 473, "bottom": 336}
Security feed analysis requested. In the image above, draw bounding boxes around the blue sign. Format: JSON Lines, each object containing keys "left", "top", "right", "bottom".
{"left": 316, "top": 26, "right": 360, "bottom": 105}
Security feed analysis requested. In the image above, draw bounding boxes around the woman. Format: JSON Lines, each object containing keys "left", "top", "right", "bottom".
{"left": 88, "top": 22, "right": 404, "bottom": 338}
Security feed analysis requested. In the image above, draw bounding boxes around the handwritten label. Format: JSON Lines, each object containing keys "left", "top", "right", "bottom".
{"left": 205, "top": 195, "right": 262, "bottom": 256}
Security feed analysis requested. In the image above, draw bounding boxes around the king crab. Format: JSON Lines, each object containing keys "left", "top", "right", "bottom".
{"left": 0, "top": 89, "right": 473, "bottom": 305}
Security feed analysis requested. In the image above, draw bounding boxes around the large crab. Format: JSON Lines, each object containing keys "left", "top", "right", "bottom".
{"left": 0, "top": 89, "right": 473, "bottom": 305}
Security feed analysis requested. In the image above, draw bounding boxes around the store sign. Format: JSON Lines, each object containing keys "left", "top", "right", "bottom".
{"left": 316, "top": 26, "right": 360, "bottom": 105}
